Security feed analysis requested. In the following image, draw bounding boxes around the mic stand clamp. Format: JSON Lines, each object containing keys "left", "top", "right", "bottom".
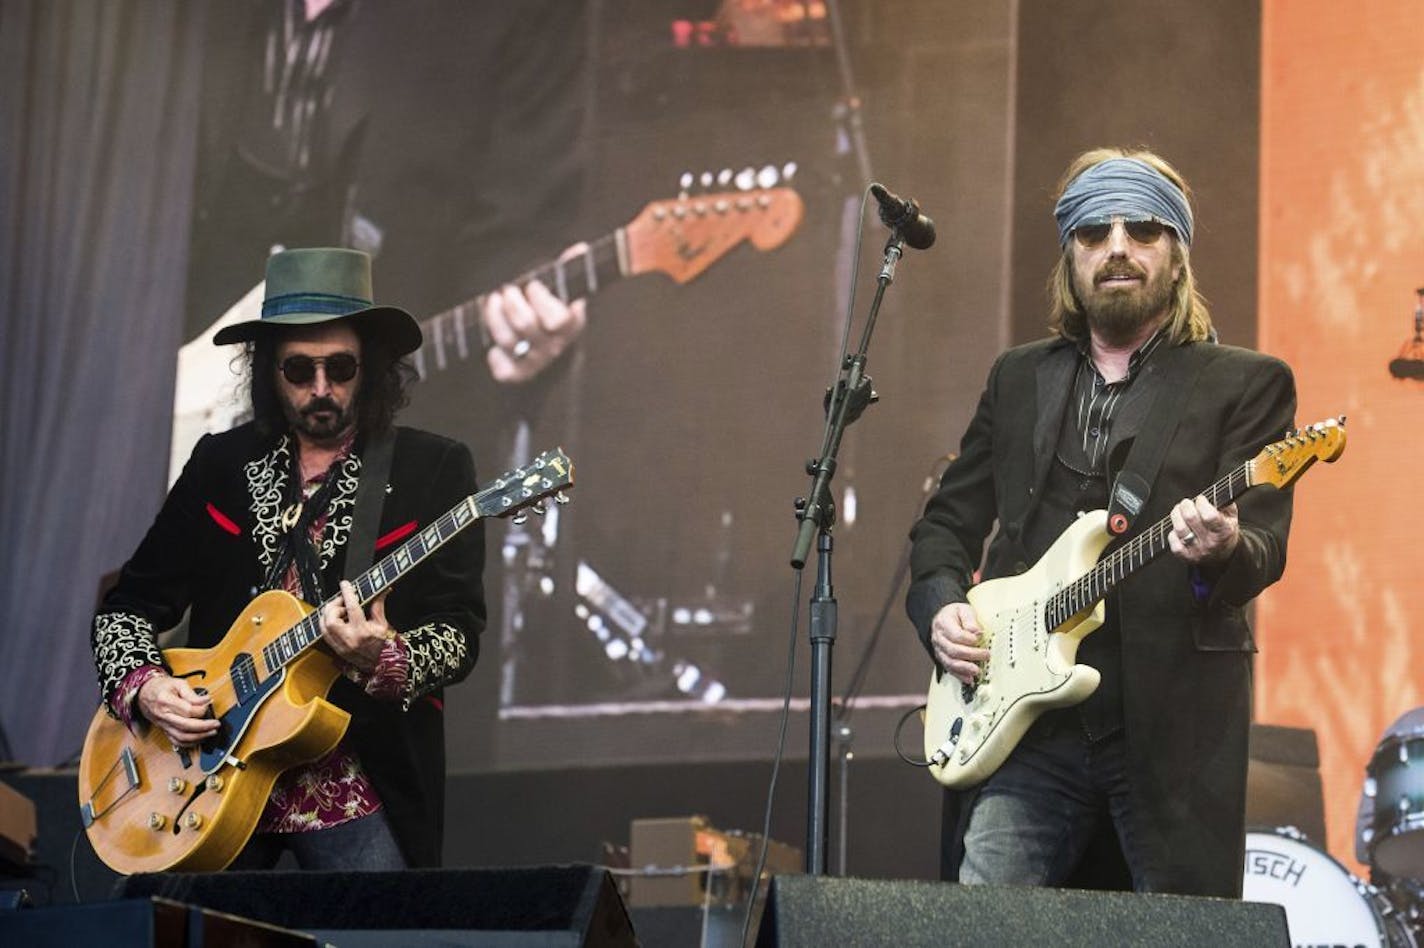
{"left": 789, "top": 233, "right": 906, "bottom": 875}
{"left": 879, "top": 236, "right": 904, "bottom": 284}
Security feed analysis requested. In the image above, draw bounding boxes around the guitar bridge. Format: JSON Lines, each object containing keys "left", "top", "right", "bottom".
{"left": 80, "top": 745, "right": 141, "bottom": 827}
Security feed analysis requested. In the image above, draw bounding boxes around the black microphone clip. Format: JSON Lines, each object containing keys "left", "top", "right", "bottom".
{"left": 869, "top": 183, "right": 936, "bottom": 250}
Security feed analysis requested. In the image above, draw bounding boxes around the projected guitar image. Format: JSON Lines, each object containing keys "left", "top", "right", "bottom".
{"left": 169, "top": 185, "right": 806, "bottom": 480}
{"left": 78, "top": 449, "right": 573, "bottom": 874}
{"left": 922, "top": 420, "right": 1347, "bottom": 790}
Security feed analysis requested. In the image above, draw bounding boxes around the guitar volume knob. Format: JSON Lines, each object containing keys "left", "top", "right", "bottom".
{"left": 183, "top": 812, "right": 203, "bottom": 830}
{"left": 205, "top": 775, "right": 224, "bottom": 793}
{"left": 148, "top": 813, "right": 167, "bottom": 830}
{"left": 168, "top": 777, "right": 188, "bottom": 794}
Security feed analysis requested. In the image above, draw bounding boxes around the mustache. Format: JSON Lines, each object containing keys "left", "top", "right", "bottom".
{"left": 302, "top": 397, "right": 343, "bottom": 416}
{"left": 1096, "top": 261, "right": 1146, "bottom": 284}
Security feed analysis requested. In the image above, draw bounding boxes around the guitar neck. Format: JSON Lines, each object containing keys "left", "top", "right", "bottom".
{"left": 1044, "top": 460, "right": 1254, "bottom": 629}
{"left": 262, "top": 496, "right": 483, "bottom": 672}
{"left": 412, "top": 231, "right": 627, "bottom": 377}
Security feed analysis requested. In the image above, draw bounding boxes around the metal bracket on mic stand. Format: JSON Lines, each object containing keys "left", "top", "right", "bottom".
{"left": 790, "top": 231, "right": 905, "bottom": 876}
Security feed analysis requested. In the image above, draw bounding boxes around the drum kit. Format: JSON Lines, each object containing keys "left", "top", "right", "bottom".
{"left": 1243, "top": 712, "right": 1424, "bottom": 948}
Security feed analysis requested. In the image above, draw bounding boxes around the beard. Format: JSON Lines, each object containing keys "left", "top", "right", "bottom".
{"left": 282, "top": 394, "right": 356, "bottom": 444}
{"left": 1077, "top": 258, "right": 1176, "bottom": 344}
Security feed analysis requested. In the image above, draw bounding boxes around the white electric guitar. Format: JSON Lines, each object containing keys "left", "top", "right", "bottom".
{"left": 923, "top": 419, "right": 1347, "bottom": 789}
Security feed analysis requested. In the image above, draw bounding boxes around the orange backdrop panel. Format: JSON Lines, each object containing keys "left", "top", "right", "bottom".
{"left": 1259, "top": 0, "right": 1424, "bottom": 874}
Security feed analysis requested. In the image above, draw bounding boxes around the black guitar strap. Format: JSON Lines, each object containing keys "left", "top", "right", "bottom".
{"left": 344, "top": 428, "right": 396, "bottom": 579}
{"left": 1105, "top": 345, "right": 1212, "bottom": 536}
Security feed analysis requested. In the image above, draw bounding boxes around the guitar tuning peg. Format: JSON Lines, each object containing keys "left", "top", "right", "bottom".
{"left": 700, "top": 171, "right": 714, "bottom": 189}
{"left": 735, "top": 167, "right": 756, "bottom": 191}
{"left": 554, "top": 492, "right": 571, "bottom": 506}
{"left": 512, "top": 510, "right": 529, "bottom": 525}
{"left": 757, "top": 164, "right": 779, "bottom": 189}
{"left": 782, "top": 161, "right": 798, "bottom": 182}
{"left": 717, "top": 168, "right": 734, "bottom": 187}
{"left": 679, "top": 171, "right": 694, "bottom": 190}
{"left": 531, "top": 500, "right": 547, "bottom": 516}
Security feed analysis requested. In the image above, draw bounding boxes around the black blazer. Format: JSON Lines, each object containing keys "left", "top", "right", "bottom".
{"left": 93, "top": 423, "right": 487, "bottom": 867}
{"left": 907, "top": 336, "right": 1296, "bottom": 896}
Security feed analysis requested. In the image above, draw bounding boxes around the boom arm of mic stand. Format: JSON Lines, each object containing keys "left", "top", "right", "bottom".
{"left": 791, "top": 235, "right": 903, "bottom": 568}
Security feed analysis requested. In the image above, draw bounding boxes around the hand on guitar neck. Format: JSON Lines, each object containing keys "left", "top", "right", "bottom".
{"left": 482, "top": 242, "right": 590, "bottom": 385}
{"left": 1167, "top": 496, "right": 1239, "bottom": 564}
{"left": 932, "top": 494, "right": 1240, "bottom": 687}
{"left": 320, "top": 580, "right": 396, "bottom": 673}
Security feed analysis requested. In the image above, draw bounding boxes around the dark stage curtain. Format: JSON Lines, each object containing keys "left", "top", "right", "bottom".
{"left": 0, "top": 0, "right": 203, "bottom": 764}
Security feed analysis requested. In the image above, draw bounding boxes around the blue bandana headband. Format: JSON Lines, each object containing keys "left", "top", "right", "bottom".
{"left": 1053, "top": 157, "right": 1193, "bottom": 248}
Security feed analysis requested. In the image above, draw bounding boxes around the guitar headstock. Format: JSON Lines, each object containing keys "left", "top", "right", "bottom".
{"left": 624, "top": 187, "right": 805, "bottom": 284}
{"left": 1248, "top": 417, "right": 1347, "bottom": 489}
{"left": 474, "top": 447, "right": 574, "bottom": 521}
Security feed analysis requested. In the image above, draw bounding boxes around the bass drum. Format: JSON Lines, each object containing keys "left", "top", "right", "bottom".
{"left": 1243, "top": 828, "right": 1417, "bottom": 948}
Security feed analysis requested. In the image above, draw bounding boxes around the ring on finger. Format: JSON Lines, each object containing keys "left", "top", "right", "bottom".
{"left": 1181, "top": 530, "right": 1197, "bottom": 545}
{"left": 511, "top": 338, "right": 532, "bottom": 359}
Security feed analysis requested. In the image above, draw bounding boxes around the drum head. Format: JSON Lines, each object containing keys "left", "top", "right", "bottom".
{"left": 1244, "top": 829, "right": 1387, "bottom": 948}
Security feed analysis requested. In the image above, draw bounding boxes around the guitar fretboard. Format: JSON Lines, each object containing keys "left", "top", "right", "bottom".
{"left": 412, "top": 234, "right": 626, "bottom": 378}
{"left": 1042, "top": 460, "right": 1253, "bottom": 631}
{"left": 259, "top": 495, "right": 481, "bottom": 674}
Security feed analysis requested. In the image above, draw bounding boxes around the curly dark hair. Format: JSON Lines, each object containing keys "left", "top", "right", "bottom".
{"left": 244, "top": 321, "right": 418, "bottom": 440}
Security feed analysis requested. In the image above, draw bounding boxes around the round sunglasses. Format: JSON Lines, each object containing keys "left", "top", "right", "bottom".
{"left": 278, "top": 353, "right": 360, "bottom": 385}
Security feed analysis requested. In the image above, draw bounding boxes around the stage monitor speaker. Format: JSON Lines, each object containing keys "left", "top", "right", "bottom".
{"left": 119, "top": 865, "right": 635, "bottom": 947}
{"left": 754, "top": 875, "right": 1290, "bottom": 948}
{"left": 1247, "top": 722, "right": 1326, "bottom": 844}
{"left": 0, "top": 896, "right": 316, "bottom": 947}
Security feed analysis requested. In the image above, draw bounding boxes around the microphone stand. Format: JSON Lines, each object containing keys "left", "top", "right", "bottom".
{"left": 790, "top": 232, "right": 906, "bottom": 875}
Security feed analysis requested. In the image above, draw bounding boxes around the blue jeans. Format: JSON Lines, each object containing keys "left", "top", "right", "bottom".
{"left": 228, "top": 810, "right": 407, "bottom": 871}
{"left": 959, "top": 720, "right": 1152, "bottom": 890}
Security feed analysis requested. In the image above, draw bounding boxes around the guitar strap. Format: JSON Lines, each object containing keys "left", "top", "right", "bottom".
{"left": 1105, "top": 344, "right": 1212, "bottom": 535}
{"left": 344, "top": 428, "right": 396, "bottom": 579}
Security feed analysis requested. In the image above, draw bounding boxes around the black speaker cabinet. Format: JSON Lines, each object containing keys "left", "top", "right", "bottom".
{"left": 119, "top": 865, "right": 636, "bottom": 947}
{"left": 0, "top": 896, "right": 316, "bottom": 947}
{"left": 755, "top": 875, "right": 1289, "bottom": 948}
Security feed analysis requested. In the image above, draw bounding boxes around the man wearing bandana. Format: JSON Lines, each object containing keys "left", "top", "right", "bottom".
{"left": 906, "top": 148, "right": 1296, "bottom": 895}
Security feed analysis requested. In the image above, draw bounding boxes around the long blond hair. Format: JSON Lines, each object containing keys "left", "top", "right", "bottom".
{"left": 1047, "top": 147, "right": 1213, "bottom": 344}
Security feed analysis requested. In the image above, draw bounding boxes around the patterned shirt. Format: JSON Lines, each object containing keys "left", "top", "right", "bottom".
{"left": 111, "top": 441, "right": 411, "bottom": 834}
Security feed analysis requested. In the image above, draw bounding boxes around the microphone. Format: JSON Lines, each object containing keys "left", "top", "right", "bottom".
{"left": 869, "top": 183, "right": 936, "bottom": 250}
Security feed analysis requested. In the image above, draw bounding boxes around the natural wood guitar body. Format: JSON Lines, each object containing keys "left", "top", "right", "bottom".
{"left": 78, "top": 591, "right": 349, "bottom": 874}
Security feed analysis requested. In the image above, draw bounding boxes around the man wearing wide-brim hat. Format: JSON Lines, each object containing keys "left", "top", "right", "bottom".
{"left": 91, "top": 247, "right": 486, "bottom": 870}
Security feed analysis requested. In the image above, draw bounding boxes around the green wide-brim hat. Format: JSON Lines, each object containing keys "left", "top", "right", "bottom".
{"left": 212, "top": 247, "right": 423, "bottom": 355}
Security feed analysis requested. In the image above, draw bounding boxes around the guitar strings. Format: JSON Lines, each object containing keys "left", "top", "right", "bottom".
{"left": 1044, "top": 460, "right": 1251, "bottom": 630}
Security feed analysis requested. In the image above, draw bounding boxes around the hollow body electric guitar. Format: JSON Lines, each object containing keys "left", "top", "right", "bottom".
{"left": 170, "top": 188, "right": 805, "bottom": 482}
{"left": 79, "top": 449, "right": 574, "bottom": 874}
{"left": 923, "top": 420, "right": 1346, "bottom": 790}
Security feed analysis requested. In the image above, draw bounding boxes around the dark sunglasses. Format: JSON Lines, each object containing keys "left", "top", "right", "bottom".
{"left": 1072, "top": 217, "right": 1174, "bottom": 249}
{"left": 279, "top": 353, "right": 360, "bottom": 385}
